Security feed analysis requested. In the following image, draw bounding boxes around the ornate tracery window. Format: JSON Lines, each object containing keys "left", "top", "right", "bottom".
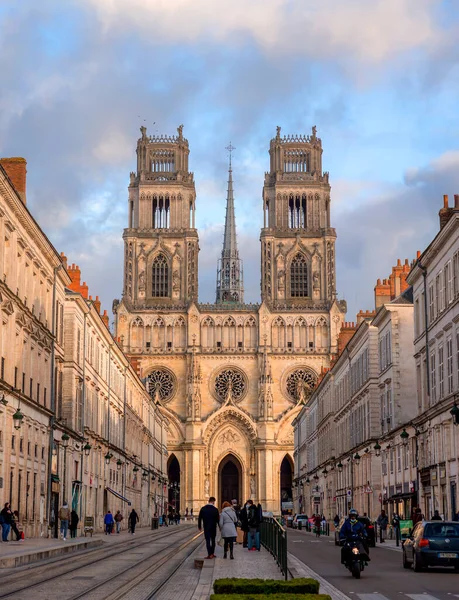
{"left": 152, "top": 254, "right": 169, "bottom": 297}
{"left": 290, "top": 253, "right": 308, "bottom": 297}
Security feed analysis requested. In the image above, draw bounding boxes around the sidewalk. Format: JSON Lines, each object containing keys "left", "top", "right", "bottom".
{"left": 0, "top": 523, "right": 191, "bottom": 569}
{"left": 192, "top": 541, "right": 284, "bottom": 600}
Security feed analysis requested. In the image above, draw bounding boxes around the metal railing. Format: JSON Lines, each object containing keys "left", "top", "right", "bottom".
{"left": 260, "top": 517, "right": 288, "bottom": 580}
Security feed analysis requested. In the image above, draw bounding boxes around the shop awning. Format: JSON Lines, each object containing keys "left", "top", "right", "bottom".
{"left": 105, "top": 487, "right": 132, "bottom": 506}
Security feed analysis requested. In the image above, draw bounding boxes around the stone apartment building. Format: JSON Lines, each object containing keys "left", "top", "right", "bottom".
{"left": 114, "top": 125, "right": 346, "bottom": 513}
{"left": 0, "top": 158, "right": 70, "bottom": 538}
{"left": 0, "top": 157, "right": 168, "bottom": 537}
{"left": 294, "top": 260, "right": 417, "bottom": 520}
{"left": 407, "top": 195, "right": 459, "bottom": 520}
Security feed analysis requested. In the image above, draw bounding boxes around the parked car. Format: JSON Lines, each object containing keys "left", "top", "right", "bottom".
{"left": 402, "top": 521, "right": 459, "bottom": 572}
{"left": 292, "top": 514, "right": 309, "bottom": 529}
{"left": 334, "top": 516, "right": 376, "bottom": 547}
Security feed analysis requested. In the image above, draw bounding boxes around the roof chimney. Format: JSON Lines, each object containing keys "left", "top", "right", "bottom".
{"left": 0, "top": 157, "right": 27, "bottom": 203}
{"left": 439, "top": 194, "right": 454, "bottom": 230}
{"left": 455, "top": 194, "right": 459, "bottom": 209}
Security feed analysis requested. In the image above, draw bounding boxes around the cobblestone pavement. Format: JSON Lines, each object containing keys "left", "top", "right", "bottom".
{"left": 212, "top": 542, "right": 284, "bottom": 582}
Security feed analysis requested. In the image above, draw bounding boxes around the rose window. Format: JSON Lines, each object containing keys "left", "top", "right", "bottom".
{"left": 214, "top": 368, "right": 246, "bottom": 403}
{"left": 147, "top": 368, "right": 176, "bottom": 402}
{"left": 286, "top": 368, "right": 317, "bottom": 403}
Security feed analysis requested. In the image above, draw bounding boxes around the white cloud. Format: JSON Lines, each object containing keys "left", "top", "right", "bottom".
{"left": 84, "top": 0, "right": 441, "bottom": 65}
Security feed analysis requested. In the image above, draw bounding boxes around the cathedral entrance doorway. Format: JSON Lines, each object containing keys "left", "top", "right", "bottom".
{"left": 280, "top": 455, "right": 293, "bottom": 515}
{"left": 167, "top": 455, "right": 180, "bottom": 513}
{"left": 218, "top": 454, "right": 242, "bottom": 509}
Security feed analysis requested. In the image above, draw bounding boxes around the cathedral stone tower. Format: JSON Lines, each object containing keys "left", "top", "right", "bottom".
{"left": 123, "top": 125, "right": 199, "bottom": 309}
{"left": 114, "top": 125, "right": 345, "bottom": 516}
{"left": 216, "top": 146, "right": 244, "bottom": 304}
{"left": 261, "top": 126, "right": 336, "bottom": 306}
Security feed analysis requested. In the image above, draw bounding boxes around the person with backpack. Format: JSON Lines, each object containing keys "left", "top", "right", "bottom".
{"left": 114, "top": 510, "right": 123, "bottom": 533}
{"left": 247, "top": 500, "right": 261, "bottom": 551}
{"left": 58, "top": 502, "right": 70, "bottom": 541}
{"left": 104, "top": 510, "right": 115, "bottom": 534}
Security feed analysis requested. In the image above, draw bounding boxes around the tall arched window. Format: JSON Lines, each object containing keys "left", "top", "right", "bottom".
{"left": 290, "top": 253, "right": 308, "bottom": 297}
{"left": 152, "top": 254, "right": 169, "bottom": 297}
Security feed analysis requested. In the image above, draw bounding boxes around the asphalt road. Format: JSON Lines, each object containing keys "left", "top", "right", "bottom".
{"left": 288, "top": 528, "right": 459, "bottom": 600}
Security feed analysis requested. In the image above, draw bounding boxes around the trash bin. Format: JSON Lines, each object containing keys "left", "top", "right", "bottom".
{"left": 151, "top": 517, "right": 159, "bottom": 530}
{"left": 298, "top": 521, "right": 302, "bottom": 530}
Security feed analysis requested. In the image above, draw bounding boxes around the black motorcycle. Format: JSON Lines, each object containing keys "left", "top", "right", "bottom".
{"left": 341, "top": 535, "right": 368, "bottom": 579}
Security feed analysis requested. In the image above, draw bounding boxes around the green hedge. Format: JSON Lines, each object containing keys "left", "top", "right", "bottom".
{"left": 213, "top": 578, "right": 320, "bottom": 595}
{"left": 210, "top": 595, "right": 331, "bottom": 600}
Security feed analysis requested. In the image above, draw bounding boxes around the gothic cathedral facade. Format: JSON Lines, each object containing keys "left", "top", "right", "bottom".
{"left": 113, "top": 125, "right": 346, "bottom": 513}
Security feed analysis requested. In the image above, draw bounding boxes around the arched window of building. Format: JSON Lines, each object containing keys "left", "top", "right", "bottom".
{"left": 131, "top": 317, "right": 144, "bottom": 349}
{"left": 316, "top": 317, "right": 328, "bottom": 350}
{"left": 272, "top": 317, "right": 285, "bottom": 349}
{"left": 290, "top": 253, "right": 308, "bottom": 298}
{"left": 222, "top": 317, "right": 236, "bottom": 349}
{"left": 175, "top": 317, "right": 186, "bottom": 349}
{"left": 245, "top": 317, "right": 257, "bottom": 349}
{"left": 201, "top": 317, "right": 214, "bottom": 349}
{"left": 294, "top": 317, "right": 307, "bottom": 349}
{"left": 152, "top": 317, "right": 165, "bottom": 349}
{"left": 152, "top": 253, "right": 169, "bottom": 297}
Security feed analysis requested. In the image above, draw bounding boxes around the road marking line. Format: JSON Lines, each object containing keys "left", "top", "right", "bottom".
{"left": 357, "top": 594, "right": 391, "bottom": 600}
{"left": 407, "top": 595, "right": 443, "bottom": 600}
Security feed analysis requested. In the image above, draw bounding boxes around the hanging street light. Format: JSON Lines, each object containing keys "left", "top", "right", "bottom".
{"left": 353, "top": 453, "right": 361, "bottom": 465}
{"left": 61, "top": 432, "right": 70, "bottom": 448}
{"left": 13, "top": 407, "right": 24, "bottom": 430}
{"left": 322, "top": 467, "right": 328, "bottom": 478}
{"left": 105, "top": 452, "right": 112, "bottom": 465}
{"left": 0, "top": 393, "right": 7, "bottom": 406}
{"left": 400, "top": 428, "right": 409, "bottom": 446}
{"left": 83, "top": 442, "right": 91, "bottom": 456}
{"left": 116, "top": 459, "right": 123, "bottom": 470}
{"left": 373, "top": 442, "right": 381, "bottom": 457}
{"left": 450, "top": 402, "right": 459, "bottom": 426}
{"left": 337, "top": 461, "right": 343, "bottom": 472}
{"left": 133, "top": 465, "right": 139, "bottom": 473}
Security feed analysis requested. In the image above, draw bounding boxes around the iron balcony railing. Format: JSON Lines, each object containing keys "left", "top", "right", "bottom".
{"left": 260, "top": 516, "right": 288, "bottom": 580}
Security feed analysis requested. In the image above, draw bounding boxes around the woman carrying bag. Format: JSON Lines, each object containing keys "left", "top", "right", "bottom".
{"left": 219, "top": 501, "right": 238, "bottom": 559}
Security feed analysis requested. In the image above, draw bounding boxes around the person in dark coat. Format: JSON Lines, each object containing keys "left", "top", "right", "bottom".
{"left": 129, "top": 508, "right": 139, "bottom": 534}
{"left": 239, "top": 500, "right": 252, "bottom": 548}
{"left": 69, "top": 510, "right": 79, "bottom": 538}
{"left": 431, "top": 509, "right": 442, "bottom": 521}
{"left": 198, "top": 496, "right": 219, "bottom": 559}
{"left": 247, "top": 501, "right": 261, "bottom": 551}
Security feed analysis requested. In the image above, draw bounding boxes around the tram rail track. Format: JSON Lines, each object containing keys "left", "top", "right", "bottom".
{"left": 0, "top": 525, "right": 197, "bottom": 599}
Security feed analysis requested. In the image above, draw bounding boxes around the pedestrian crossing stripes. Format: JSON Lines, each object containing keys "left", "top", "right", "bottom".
{"left": 356, "top": 594, "right": 459, "bottom": 600}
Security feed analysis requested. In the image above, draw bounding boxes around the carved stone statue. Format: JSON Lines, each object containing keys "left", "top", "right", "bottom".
{"left": 140, "top": 125, "right": 147, "bottom": 140}
{"left": 204, "top": 478, "right": 210, "bottom": 496}
{"left": 276, "top": 125, "right": 281, "bottom": 139}
{"left": 177, "top": 124, "right": 184, "bottom": 139}
{"left": 172, "top": 269, "right": 180, "bottom": 292}
{"left": 296, "top": 379, "right": 306, "bottom": 404}
{"left": 278, "top": 270, "right": 285, "bottom": 291}
{"left": 313, "top": 271, "right": 320, "bottom": 290}
{"left": 250, "top": 477, "right": 256, "bottom": 497}
{"left": 311, "top": 125, "right": 317, "bottom": 139}
{"left": 139, "top": 270, "right": 146, "bottom": 291}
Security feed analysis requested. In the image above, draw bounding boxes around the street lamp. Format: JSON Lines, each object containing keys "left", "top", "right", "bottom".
{"left": 13, "top": 407, "right": 24, "bottom": 430}
{"left": 61, "top": 432, "right": 70, "bottom": 447}
{"left": 400, "top": 428, "right": 409, "bottom": 446}
{"left": 133, "top": 465, "right": 139, "bottom": 473}
{"left": 305, "top": 477, "right": 310, "bottom": 484}
{"left": 337, "top": 462, "right": 343, "bottom": 473}
{"left": 313, "top": 473, "right": 319, "bottom": 481}
{"left": 83, "top": 442, "right": 91, "bottom": 457}
{"left": 373, "top": 442, "right": 381, "bottom": 457}
{"left": 105, "top": 452, "right": 112, "bottom": 465}
{"left": 322, "top": 467, "right": 328, "bottom": 478}
{"left": 116, "top": 459, "right": 123, "bottom": 470}
{"left": 0, "top": 393, "right": 8, "bottom": 406}
{"left": 142, "top": 470, "right": 149, "bottom": 482}
{"left": 450, "top": 402, "right": 459, "bottom": 426}
{"left": 353, "top": 453, "right": 361, "bottom": 465}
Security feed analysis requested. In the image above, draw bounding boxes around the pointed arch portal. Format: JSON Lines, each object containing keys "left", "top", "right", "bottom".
{"left": 280, "top": 455, "right": 293, "bottom": 514}
{"left": 218, "top": 454, "right": 242, "bottom": 509}
{"left": 167, "top": 454, "right": 180, "bottom": 512}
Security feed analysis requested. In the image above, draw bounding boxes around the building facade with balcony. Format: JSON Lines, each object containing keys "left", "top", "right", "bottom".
{"left": 407, "top": 195, "right": 459, "bottom": 521}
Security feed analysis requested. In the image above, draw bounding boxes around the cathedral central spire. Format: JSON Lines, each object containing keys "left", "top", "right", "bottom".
{"left": 216, "top": 143, "right": 244, "bottom": 304}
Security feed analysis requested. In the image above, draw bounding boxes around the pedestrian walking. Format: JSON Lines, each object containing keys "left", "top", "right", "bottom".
{"left": 239, "top": 500, "right": 251, "bottom": 548}
{"left": 161, "top": 511, "right": 168, "bottom": 527}
{"left": 412, "top": 507, "right": 423, "bottom": 525}
{"left": 185, "top": 507, "right": 189, "bottom": 519}
{"left": 104, "top": 510, "right": 115, "bottom": 534}
{"left": 190, "top": 508, "right": 193, "bottom": 519}
{"left": 219, "top": 501, "right": 237, "bottom": 559}
{"left": 247, "top": 500, "right": 260, "bottom": 551}
{"left": 69, "top": 510, "right": 79, "bottom": 538}
{"left": 431, "top": 509, "right": 442, "bottom": 521}
{"left": 129, "top": 508, "right": 139, "bottom": 534}
{"left": 11, "top": 510, "right": 22, "bottom": 541}
{"left": 175, "top": 511, "right": 181, "bottom": 525}
{"left": 114, "top": 510, "right": 123, "bottom": 533}
{"left": 314, "top": 514, "right": 322, "bottom": 538}
{"left": 377, "top": 509, "right": 388, "bottom": 542}
{"left": 58, "top": 502, "right": 70, "bottom": 541}
{"left": 198, "top": 496, "right": 219, "bottom": 559}
{"left": 1, "top": 503, "right": 14, "bottom": 542}
{"left": 333, "top": 514, "right": 340, "bottom": 529}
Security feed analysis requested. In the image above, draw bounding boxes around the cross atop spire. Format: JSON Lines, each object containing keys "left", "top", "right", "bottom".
{"left": 216, "top": 145, "right": 244, "bottom": 304}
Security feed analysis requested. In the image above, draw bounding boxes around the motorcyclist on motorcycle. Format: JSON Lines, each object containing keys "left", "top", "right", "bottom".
{"left": 339, "top": 508, "right": 369, "bottom": 565}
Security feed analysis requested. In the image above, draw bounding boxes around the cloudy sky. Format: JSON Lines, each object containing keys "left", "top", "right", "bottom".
{"left": 1, "top": 0, "right": 459, "bottom": 320}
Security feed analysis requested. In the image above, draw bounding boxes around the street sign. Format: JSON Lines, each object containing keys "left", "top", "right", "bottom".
{"left": 346, "top": 489, "right": 351, "bottom": 497}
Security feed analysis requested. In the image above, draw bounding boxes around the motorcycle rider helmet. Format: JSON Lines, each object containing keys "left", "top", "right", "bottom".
{"left": 349, "top": 508, "right": 358, "bottom": 523}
